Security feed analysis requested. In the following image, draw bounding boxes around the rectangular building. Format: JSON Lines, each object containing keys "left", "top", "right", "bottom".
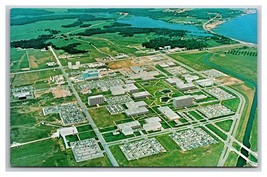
{"left": 132, "top": 91, "right": 151, "bottom": 99}
{"left": 176, "top": 82, "right": 196, "bottom": 91}
{"left": 124, "top": 83, "right": 139, "bottom": 93}
{"left": 110, "top": 85, "right": 125, "bottom": 95}
{"left": 173, "top": 95, "right": 194, "bottom": 108}
{"left": 165, "top": 77, "right": 183, "bottom": 85}
{"left": 143, "top": 117, "right": 162, "bottom": 132}
{"left": 88, "top": 95, "right": 105, "bottom": 106}
{"left": 117, "top": 121, "right": 141, "bottom": 135}
{"left": 125, "top": 107, "right": 149, "bottom": 117}
{"left": 158, "top": 106, "right": 180, "bottom": 120}
{"left": 195, "top": 78, "right": 214, "bottom": 87}
{"left": 125, "top": 101, "right": 147, "bottom": 109}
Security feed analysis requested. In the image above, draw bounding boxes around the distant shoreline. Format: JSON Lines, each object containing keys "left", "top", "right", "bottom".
{"left": 203, "top": 13, "right": 257, "bottom": 47}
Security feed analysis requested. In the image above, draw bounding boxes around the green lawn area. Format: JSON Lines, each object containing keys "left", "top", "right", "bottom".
{"left": 10, "top": 107, "right": 59, "bottom": 143}
{"left": 206, "top": 124, "right": 227, "bottom": 140}
{"left": 209, "top": 50, "right": 257, "bottom": 82}
{"left": 77, "top": 124, "right": 92, "bottom": 132}
{"left": 250, "top": 109, "right": 257, "bottom": 152}
{"left": 215, "top": 120, "right": 233, "bottom": 132}
{"left": 88, "top": 107, "right": 127, "bottom": 128}
{"left": 110, "top": 134, "right": 224, "bottom": 167}
{"left": 10, "top": 139, "right": 112, "bottom": 167}
{"left": 168, "top": 51, "right": 211, "bottom": 71}
{"left": 188, "top": 111, "right": 204, "bottom": 120}
{"left": 224, "top": 151, "right": 239, "bottom": 167}
{"left": 78, "top": 131, "right": 96, "bottom": 140}
{"left": 11, "top": 69, "right": 62, "bottom": 88}
{"left": 221, "top": 98, "right": 240, "bottom": 112}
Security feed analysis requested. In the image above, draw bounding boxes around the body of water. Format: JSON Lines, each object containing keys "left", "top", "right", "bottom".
{"left": 117, "top": 16, "right": 211, "bottom": 36}
{"left": 213, "top": 12, "right": 258, "bottom": 44}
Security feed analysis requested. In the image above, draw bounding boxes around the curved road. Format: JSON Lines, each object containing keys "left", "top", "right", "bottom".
{"left": 202, "top": 52, "right": 258, "bottom": 167}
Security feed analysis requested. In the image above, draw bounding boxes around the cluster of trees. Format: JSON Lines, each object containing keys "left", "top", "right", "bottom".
{"left": 103, "top": 22, "right": 131, "bottom": 28}
{"left": 10, "top": 34, "right": 54, "bottom": 50}
{"left": 11, "top": 30, "right": 87, "bottom": 54}
{"left": 51, "top": 43, "right": 87, "bottom": 54}
{"left": 44, "top": 29, "right": 61, "bottom": 34}
{"left": 61, "top": 14, "right": 107, "bottom": 28}
{"left": 206, "top": 35, "right": 236, "bottom": 45}
{"left": 142, "top": 37, "right": 207, "bottom": 50}
{"left": 76, "top": 23, "right": 187, "bottom": 37}
{"left": 226, "top": 50, "right": 257, "bottom": 57}
{"left": 11, "top": 11, "right": 110, "bottom": 26}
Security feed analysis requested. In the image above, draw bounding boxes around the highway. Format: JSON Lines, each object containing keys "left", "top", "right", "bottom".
{"left": 49, "top": 46, "right": 119, "bottom": 167}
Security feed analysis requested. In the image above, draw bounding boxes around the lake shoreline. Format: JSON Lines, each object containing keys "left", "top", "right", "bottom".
{"left": 203, "top": 13, "right": 257, "bottom": 47}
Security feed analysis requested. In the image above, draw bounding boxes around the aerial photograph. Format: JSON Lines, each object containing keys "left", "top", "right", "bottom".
{"left": 9, "top": 8, "right": 258, "bottom": 167}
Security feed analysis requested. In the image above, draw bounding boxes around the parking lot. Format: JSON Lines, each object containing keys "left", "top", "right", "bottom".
{"left": 106, "top": 95, "right": 133, "bottom": 105}
{"left": 70, "top": 138, "right": 104, "bottom": 162}
{"left": 197, "top": 104, "right": 235, "bottom": 118}
{"left": 106, "top": 104, "right": 125, "bottom": 114}
{"left": 169, "top": 128, "right": 217, "bottom": 151}
{"left": 119, "top": 138, "right": 166, "bottom": 161}
{"left": 205, "top": 87, "right": 235, "bottom": 100}
{"left": 43, "top": 103, "right": 87, "bottom": 125}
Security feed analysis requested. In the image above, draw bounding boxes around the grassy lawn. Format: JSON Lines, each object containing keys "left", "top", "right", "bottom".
{"left": 224, "top": 151, "right": 239, "bottom": 167}
{"left": 209, "top": 50, "right": 257, "bottom": 82}
{"left": 88, "top": 107, "right": 127, "bottom": 128}
{"left": 221, "top": 98, "right": 240, "bottom": 112}
{"left": 250, "top": 109, "right": 257, "bottom": 152}
{"left": 10, "top": 139, "right": 112, "bottom": 167}
{"left": 110, "top": 134, "right": 224, "bottom": 167}
{"left": 188, "top": 111, "right": 204, "bottom": 120}
{"left": 10, "top": 107, "right": 59, "bottom": 143}
{"left": 78, "top": 131, "right": 97, "bottom": 140}
{"left": 168, "top": 51, "right": 211, "bottom": 71}
{"left": 215, "top": 120, "right": 233, "bottom": 132}
{"left": 206, "top": 124, "right": 227, "bottom": 140}
{"left": 11, "top": 69, "right": 62, "bottom": 88}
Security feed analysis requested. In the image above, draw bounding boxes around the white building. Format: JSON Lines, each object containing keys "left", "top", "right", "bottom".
{"left": 158, "top": 106, "right": 180, "bottom": 121}
{"left": 195, "top": 79, "right": 214, "bottom": 87}
{"left": 88, "top": 95, "right": 105, "bottom": 106}
{"left": 173, "top": 95, "right": 194, "bottom": 108}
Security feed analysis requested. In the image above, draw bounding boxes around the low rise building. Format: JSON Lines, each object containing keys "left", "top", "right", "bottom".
{"left": 125, "top": 107, "right": 149, "bottom": 117}
{"left": 143, "top": 117, "right": 162, "bottom": 132}
{"left": 132, "top": 91, "right": 151, "bottom": 99}
{"left": 117, "top": 121, "right": 141, "bottom": 135}
{"left": 158, "top": 106, "right": 180, "bottom": 120}
{"left": 125, "top": 101, "right": 147, "bottom": 109}
{"left": 195, "top": 78, "right": 214, "bottom": 87}
{"left": 176, "top": 82, "right": 196, "bottom": 91}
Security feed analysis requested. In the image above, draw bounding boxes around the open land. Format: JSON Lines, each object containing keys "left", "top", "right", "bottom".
{"left": 10, "top": 8, "right": 257, "bottom": 167}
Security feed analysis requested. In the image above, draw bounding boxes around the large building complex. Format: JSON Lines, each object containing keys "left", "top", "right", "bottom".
{"left": 158, "top": 106, "right": 180, "bottom": 120}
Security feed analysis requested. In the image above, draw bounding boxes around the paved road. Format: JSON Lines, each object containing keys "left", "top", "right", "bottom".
{"left": 49, "top": 46, "right": 119, "bottom": 167}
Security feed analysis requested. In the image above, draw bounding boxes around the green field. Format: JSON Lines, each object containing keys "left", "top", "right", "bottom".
{"left": 10, "top": 139, "right": 112, "bottom": 167}
{"left": 169, "top": 51, "right": 211, "bottom": 71}
{"left": 110, "top": 134, "right": 224, "bottom": 167}
{"left": 88, "top": 107, "right": 128, "bottom": 128}
{"left": 209, "top": 50, "right": 257, "bottom": 82}
{"left": 11, "top": 69, "right": 62, "bottom": 88}
{"left": 10, "top": 106, "right": 60, "bottom": 143}
{"left": 215, "top": 120, "right": 233, "bottom": 132}
{"left": 221, "top": 98, "right": 240, "bottom": 112}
